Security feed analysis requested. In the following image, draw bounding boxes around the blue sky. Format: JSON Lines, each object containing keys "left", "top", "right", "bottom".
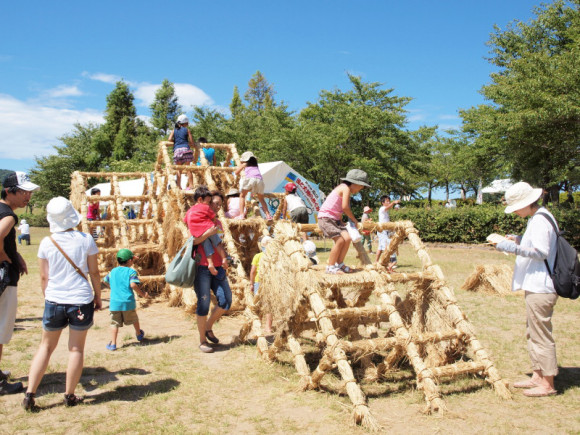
{"left": 0, "top": 0, "right": 541, "bottom": 178}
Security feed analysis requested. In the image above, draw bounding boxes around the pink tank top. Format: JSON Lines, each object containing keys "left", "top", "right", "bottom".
{"left": 225, "top": 197, "right": 241, "bottom": 218}
{"left": 318, "top": 185, "right": 344, "bottom": 220}
{"left": 244, "top": 165, "right": 262, "bottom": 179}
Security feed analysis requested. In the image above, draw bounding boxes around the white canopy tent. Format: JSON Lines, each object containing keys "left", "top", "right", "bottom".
{"left": 482, "top": 179, "right": 514, "bottom": 194}
{"left": 86, "top": 177, "right": 146, "bottom": 208}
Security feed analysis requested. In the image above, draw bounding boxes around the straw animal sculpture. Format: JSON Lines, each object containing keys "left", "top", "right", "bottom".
{"left": 461, "top": 264, "right": 513, "bottom": 296}
{"left": 238, "top": 220, "right": 511, "bottom": 430}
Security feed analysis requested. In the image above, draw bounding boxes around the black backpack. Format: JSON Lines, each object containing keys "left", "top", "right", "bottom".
{"left": 537, "top": 212, "right": 580, "bottom": 300}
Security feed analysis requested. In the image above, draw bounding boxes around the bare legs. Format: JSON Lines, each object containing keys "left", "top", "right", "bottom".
{"left": 26, "top": 328, "right": 88, "bottom": 396}
{"left": 197, "top": 306, "right": 228, "bottom": 343}
{"left": 328, "top": 231, "right": 351, "bottom": 267}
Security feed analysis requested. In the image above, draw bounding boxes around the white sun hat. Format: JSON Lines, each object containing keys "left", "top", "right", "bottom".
{"left": 46, "top": 197, "right": 82, "bottom": 233}
{"left": 177, "top": 114, "right": 189, "bottom": 124}
{"left": 504, "top": 182, "right": 543, "bottom": 214}
{"left": 303, "top": 240, "right": 319, "bottom": 264}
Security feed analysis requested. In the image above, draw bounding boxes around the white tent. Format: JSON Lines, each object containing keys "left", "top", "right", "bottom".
{"left": 258, "top": 161, "right": 324, "bottom": 224}
{"left": 86, "top": 177, "right": 146, "bottom": 208}
{"left": 482, "top": 179, "right": 513, "bottom": 194}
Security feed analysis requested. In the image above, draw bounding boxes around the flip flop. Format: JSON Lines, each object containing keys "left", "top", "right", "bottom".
{"left": 522, "top": 386, "right": 557, "bottom": 397}
{"left": 513, "top": 379, "right": 538, "bottom": 389}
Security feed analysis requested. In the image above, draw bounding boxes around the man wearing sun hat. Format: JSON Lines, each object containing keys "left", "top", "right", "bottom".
{"left": 0, "top": 171, "right": 39, "bottom": 395}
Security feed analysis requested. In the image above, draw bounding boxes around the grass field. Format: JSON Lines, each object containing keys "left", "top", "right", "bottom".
{"left": 1, "top": 227, "right": 579, "bottom": 434}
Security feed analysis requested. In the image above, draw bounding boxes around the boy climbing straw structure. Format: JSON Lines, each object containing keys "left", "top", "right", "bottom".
{"left": 317, "top": 169, "right": 370, "bottom": 274}
{"left": 103, "top": 249, "right": 149, "bottom": 351}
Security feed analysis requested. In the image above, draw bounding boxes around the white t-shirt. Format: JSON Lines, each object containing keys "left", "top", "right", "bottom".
{"left": 378, "top": 206, "right": 390, "bottom": 223}
{"left": 285, "top": 193, "right": 306, "bottom": 212}
{"left": 512, "top": 207, "right": 557, "bottom": 293}
{"left": 18, "top": 223, "right": 30, "bottom": 235}
{"left": 38, "top": 231, "right": 99, "bottom": 304}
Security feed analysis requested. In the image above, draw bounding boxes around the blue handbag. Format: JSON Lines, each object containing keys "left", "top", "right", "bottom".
{"left": 165, "top": 236, "right": 200, "bottom": 287}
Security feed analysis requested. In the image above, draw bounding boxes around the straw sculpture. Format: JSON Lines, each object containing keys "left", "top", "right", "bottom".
{"left": 461, "top": 264, "right": 513, "bottom": 296}
{"left": 71, "top": 140, "right": 510, "bottom": 428}
{"left": 238, "top": 219, "right": 511, "bottom": 429}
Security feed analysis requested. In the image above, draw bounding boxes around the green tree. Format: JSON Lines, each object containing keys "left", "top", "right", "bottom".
{"left": 244, "top": 71, "right": 276, "bottom": 113}
{"left": 94, "top": 80, "right": 138, "bottom": 163}
{"left": 30, "top": 123, "right": 102, "bottom": 206}
{"left": 296, "top": 74, "right": 418, "bottom": 199}
{"left": 230, "top": 86, "right": 243, "bottom": 118}
{"left": 462, "top": 1, "right": 580, "bottom": 202}
{"left": 150, "top": 79, "right": 181, "bottom": 135}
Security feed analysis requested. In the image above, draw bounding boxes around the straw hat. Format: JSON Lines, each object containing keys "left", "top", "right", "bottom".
{"left": 240, "top": 151, "right": 256, "bottom": 162}
{"left": 504, "top": 182, "right": 543, "bottom": 214}
{"left": 226, "top": 188, "right": 240, "bottom": 196}
{"left": 46, "top": 197, "right": 82, "bottom": 233}
{"left": 341, "top": 169, "right": 370, "bottom": 187}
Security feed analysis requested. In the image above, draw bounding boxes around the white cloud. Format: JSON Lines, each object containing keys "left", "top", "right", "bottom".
{"left": 134, "top": 83, "right": 214, "bottom": 109}
{"left": 438, "top": 114, "right": 460, "bottom": 121}
{"left": 43, "top": 85, "right": 84, "bottom": 98}
{"left": 0, "top": 94, "right": 104, "bottom": 159}
{"left": 82, "top": 71, "right": 124, "bottom": 84}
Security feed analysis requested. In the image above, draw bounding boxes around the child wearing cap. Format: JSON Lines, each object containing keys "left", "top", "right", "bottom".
{"left": 249, "top": 236, "right": 272, "bottom": 333}
{"left": 317, "top": 169, "right": 370, "bottom": 274}
{"left": 360, "top": 206, "right": 373, "bottom": 253}
{"left": 281, "top": 182, "right": 309, "bottom": 240}
{"left": 103, "top": 249, "right": 149, "bottom": 351}
{"left": 234, "top": 152, "right": 272, "bottom": 220}
{"left": 167, "top": 115, "right": 195, "bottom": 190}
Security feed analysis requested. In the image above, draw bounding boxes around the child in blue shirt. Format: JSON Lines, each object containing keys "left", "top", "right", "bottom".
{"left": 103, "top": 249, "right": 149, "bottom": 351}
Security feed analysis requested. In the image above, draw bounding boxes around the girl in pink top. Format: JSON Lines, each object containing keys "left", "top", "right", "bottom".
{"left": 317, "top": 169, "right": 370, "bottom": 274}
{"left": 234, "top": 151, "right": 272, "bottom": 220}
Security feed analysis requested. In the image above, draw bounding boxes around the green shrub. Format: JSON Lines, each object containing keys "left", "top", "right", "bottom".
{"left": 18, "top": 213, "right": 48, "bottom": 228}
{"left": 392, "top": 205, "right": 579, "bottom": 249}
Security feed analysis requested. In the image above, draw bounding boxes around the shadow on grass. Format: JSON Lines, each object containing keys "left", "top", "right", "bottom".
{"left": 30, "top": 378, "right": 179, "bottom": 411}
{"left": 30, "top": 367, "right": 151, "bottom": 395}
{"left": 15, "top": 317, "right": 43, "bottom": 323}
{"left": 121, "top": 334, "right": 182, "bottom": 348}
{"left": 554, "top": 366, "right": 580, "bottom": 393}
{"left": 88, "top": 378, "right": 180, "bottom": 404}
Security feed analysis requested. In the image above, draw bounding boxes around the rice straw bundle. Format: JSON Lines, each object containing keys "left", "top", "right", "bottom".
{"left": 461, "top": 264, "right": 513, "bottom": 296}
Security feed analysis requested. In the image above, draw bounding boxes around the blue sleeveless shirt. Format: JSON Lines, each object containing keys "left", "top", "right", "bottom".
{"left": 173, "top": 127, "right": 190, "bottom": 151}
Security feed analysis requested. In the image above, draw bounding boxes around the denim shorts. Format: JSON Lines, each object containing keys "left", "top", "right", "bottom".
{"left": 43, "top": 300, "right": 94, "bottom": 331}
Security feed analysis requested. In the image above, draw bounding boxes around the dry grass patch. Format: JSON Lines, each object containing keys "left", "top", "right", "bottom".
{"left": 0, "top": 229, "right": 578, "bottom": 433}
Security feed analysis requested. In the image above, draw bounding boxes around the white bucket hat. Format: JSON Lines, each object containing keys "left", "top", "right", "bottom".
{"left": 240, "top": 151, "right": 256, "bottom": 162}
{"left": 177, "top": 114, "right": 189, "bottom": 124}
{"left": 46, "top": 197, "right": 82, "bottom": 233}
{"left": 260, "top": 235, "right": 272, "bottom": 250}
{"left": 303, "top": 240, "right": 319, "bottom": 264}
{"left": 504, "top": 182, "right": 543, "bottom": 214}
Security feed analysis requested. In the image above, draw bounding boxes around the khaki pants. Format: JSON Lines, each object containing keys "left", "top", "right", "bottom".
{"left": 525, "top": 291, "right": 559, "bottom": 377}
